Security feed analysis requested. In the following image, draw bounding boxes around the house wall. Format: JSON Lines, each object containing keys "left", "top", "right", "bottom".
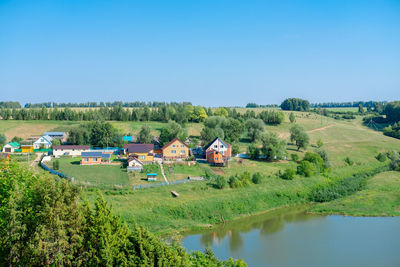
{"left": 53, "top": 149, "right": 90, "bottom": 157}
{"left": 81, "top": 157, "right": 101, "bottom": 165}
{"left": 21, "top": 146, "right": 33, "bottom": 153}
{"left": 127, "top": 152, "right": 154, "bottom": 162}
{"left": 206, "top": 139, "right": 231, "bottom": 159}
{"left": 162, "top": 140, "right": 189, "bottom": 159}
{"left": 206, "top": 151, "right": 224, "bottom": 163}
{"left": 2, "top": 144, "right": 15, "bottom": 153}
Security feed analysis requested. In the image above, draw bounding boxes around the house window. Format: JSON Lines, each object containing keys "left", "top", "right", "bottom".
{"left": 172, "top": 145, "right": 176, "bottom": 147}
{"left": 180, "top": 150, "right": 186, "bottom": 154}
{"left": 84, "top": 158, "right": 88, "bottom": 162}
{"left": 214, "top": 145, "right": 217, "bottom": 148}
{"left": 140, "top": 156, "right": 145, "bottom": 160}
{"left": 171, "top": 150, "right": 176, "bottom": 154}
{"left": 220, "top": 145, "right": 223, "bottom": 148}
{"left": 215, "top": 157, "right": 217, "bottom": 160}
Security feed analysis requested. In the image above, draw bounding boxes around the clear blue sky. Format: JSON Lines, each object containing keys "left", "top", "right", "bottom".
{"left": 1, "top": 0, "right": 399, "bottom": 106}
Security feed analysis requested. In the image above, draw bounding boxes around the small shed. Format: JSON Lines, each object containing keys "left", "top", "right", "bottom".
{"left": 21, "top": 145, "right": 33, "bottom": 153}
{"left": 146, "top": 173, "right": 158, "bottom": 181}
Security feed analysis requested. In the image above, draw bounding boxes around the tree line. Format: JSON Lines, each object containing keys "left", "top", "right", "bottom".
{"left": 24, "top": 101, "right": 192, "bottom": 108}
{"left": 311, "top": 101, "right": 387, "bottom": 108}
{"left": 0, "top": 163, "right": 246, "bottom": 266}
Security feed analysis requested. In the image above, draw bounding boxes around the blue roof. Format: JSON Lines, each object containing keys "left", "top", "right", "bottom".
{"left": 44, "top": 132, "right": 66, "bottom": 136}
{"left": 82, "top": 152, "right": 103, "bottom": 157}
{"left": 102, "top": 154, "right": 111, "bottom": 159}
{"left": 123, "top": 136, "right": 133, "bottom": 142}
{"left": 146, "top": 173, "right": 158, "bottom": 176}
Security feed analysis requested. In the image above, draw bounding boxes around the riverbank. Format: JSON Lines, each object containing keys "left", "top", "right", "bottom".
{"left": 310, "top": 171, "right": 400, "bottom": 217}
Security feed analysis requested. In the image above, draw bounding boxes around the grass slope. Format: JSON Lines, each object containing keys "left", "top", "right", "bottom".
{"left": 311, "top": 171, "right": 400, "bottom": 216}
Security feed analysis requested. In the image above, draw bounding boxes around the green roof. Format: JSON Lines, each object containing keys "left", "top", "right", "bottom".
{"left": 8, "top": 142, "right": 20, "bottom": 148}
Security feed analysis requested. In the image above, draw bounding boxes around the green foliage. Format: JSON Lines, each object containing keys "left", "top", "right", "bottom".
{"left": 252, "top": 172, "right": 263, "bottom": 184}
{"left": 214, "top": 175, "right": 228, "bottom": 189}
{"left": 245, "top": 119, "right": 265, "bottom": 142}
{"left": 389, "top": 151, "right": 400, "bottom": 171}
{"left": 231, "top": 143, "right": 240, "bottom": 156}
{"left": 52, "top": 159, "right": 60, "bottom": 170}
{"left": 297, "top": 161, "right": 316, "bottom": 177}
{"left": 303, "top": 152, "right": 324, "bottom": 172}
{"left": 247, "top": 144, "right": 260, "bottom": 160}
{"left": 383, "top": 101, "right": 400, "bottom": 122}
{"left": 51, "top": 138, "right": 61, "bottom": 146}
{"left": 258, "top": 110, "right": 285, "bottom": 125}
{"left": 142, "top": 164, "right": 161, "bottom": 174}
{"left": 228, "top": 172, "right": 252, "bottom": 188}
{"left": 68, "top": 121, "right": 121, "bottom": 147}
{"left": 315, "top": 148, "right": 331, "bottom": 169}
{"left": 317, "top": 139, "right": 323, "bottom": 148}
{"left": 159, "top": 120, "right": 188, "bottom": 146}
{"left": 11, "top": 136, "right": 23, "bottom": 143}
{"left": 309, "top": 165, "right": 389, "bottom": 202}
{"left": 383, "top": 122, "right": 400, "bottom": 139}
{"left": 214, "top": 107, "right": 229, "bottom": 118}
{"left": 281, "top": 168, "right": 296, "bottom": 180}
{"left": 375, "top": 152, "right": 388, "bottom": 162}
{"left": 0, "top": 133, "right": 6, "bottom": 146}
{"left": 260, "top": 132, "right": 286, "bottom": 161}
{"left": 344, "top": 157, "right": 354, "bottom": 166}
{"left": 290, "top": 154, "right": 299, "bottom": 162}
{"left": 281, "top": 98, "right": 310, "bottom": 111}
{"left": 137, "top": 125, "right": 152, "bottom": 144}
{"left": 290, "top": 124, "right": 310, "bottom": 151}
{"left": 200, "top": 117, "right": 244, "bottom": 144}
{"left": 289, "top": 112, "right": 296, "bottom": 123}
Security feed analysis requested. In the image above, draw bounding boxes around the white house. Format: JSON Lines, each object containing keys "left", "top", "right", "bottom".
{"left": 203, "top": 137, "right": 232, "bottom": 159}
{"left": 33, "top": 135, "right": 53, "bottom": 149}
{"left": 127, "top": 157, "right": 144, "bottom": 172}
{"left": 2, "top": 142, "right": 20, "bottom": 153}
{"left": 53, "top": 145, "right": 91, "bottom": 157}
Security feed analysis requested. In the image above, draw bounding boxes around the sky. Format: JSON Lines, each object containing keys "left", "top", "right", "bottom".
{"left": 0, "top": 0, "right": 399, "bottom": 106}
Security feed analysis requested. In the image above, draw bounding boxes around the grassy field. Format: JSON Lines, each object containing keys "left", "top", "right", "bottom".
{"left": 310, "top": 171, "right": 400, "bottom": 216}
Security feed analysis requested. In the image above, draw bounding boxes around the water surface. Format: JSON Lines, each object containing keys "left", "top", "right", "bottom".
{"left": 182, "top": 206, "right": 400, "bottom": 267}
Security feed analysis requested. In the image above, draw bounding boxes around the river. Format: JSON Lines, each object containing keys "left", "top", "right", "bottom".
{"left": 182, "top": 206, "right": 400, "bottom": 267}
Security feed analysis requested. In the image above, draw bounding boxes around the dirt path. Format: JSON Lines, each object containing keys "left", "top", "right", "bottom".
{"left": 30, "top": 153, "right": 43, "bottom": 167}
{"left": 158, "top": 161, "right": 169, "bottom": 184}
{"left": 307, "top": 123, "right": 335, "bottom": 133}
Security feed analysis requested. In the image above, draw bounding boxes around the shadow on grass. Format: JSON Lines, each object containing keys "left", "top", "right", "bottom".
{"left": 70, "top": 160, "right": 81, "bottom": 165}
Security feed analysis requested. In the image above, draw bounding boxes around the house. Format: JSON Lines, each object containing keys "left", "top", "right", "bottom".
{"left": 44, "top": 132, "right": 67, "bottom": 142}
{"left": 53, "top": 145, "right": 91, "bottom": 157}
{"left": 21, "top": 145, "right": 33, "bottom": 153}
{"left": 33, "top": 135, "right": 52, "bottom": 149}
{"left": 81, "top": 151, "right": 111, "bottom": 165}
{"left": 206, "top": 150, "right": 227, "bottom": 166}
{"left": 127, "top": 157, "right": 143, "bottom": 172}
{"left": 2, "top": 142, "right": 20, "bottom": 153}
{"left": 204, "top": 137, "right": 232, "bottom": 160}
{"left": 0, "top": 153, "right": 10, "bottom": 165}
{"left": 123, "top": 144, "right": 154, "bottom": 163}
{"left": 146, "top": 173, "right": 157, "bottom": 181}
{"left": 162, "top": 138, "right": 190, "bottom": 160}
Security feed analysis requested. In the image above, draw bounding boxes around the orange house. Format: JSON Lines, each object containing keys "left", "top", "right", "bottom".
{"left": 206, "top": 150, "right": 227, "bottom": 166}
{"left": 81, "top": 152, "right": 110, "bottom": 165}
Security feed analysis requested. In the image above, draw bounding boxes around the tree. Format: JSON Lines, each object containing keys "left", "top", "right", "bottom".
{"left": 358, "top": 104, "right": 365, "bottom": 114}
{"left": 137, "top": 125, "right": 152, "bottom": 144}
{"left": 384, "top": 101, "right": 400, "bottom": 122}
{"left": 290, "top": 124, "right": 310, "bottom": 151}
{"left": 52, "top": 159, "right": 60, "bottom": 170}
{"left": 214, "top": 175, "right": 227, "bottom": 189}
{"left": 231, "top": 143, "right": 240, "bottom": 156}
{"left": 52, "top": 139, "right": 61, "bottom": 146}
{"left": 245, "top": 119, "right": 265, "bottom": 142}
{"left": 297, "top": 161, "right": 316, "bottom": 177}
{"left": 0, "top": 133, "right": 6, "bottom": 147}
{"left": 258, "top": 110, "right": 285, "bottom": 125}
{"left": 11, "top": 136, "right": 23, "bottom": 143}
{"left": 289, "top": 112, "right": 296, "bottom": 123}
{"left": 214, "top": 107, "right": 228, "bottom": 117}
{"left": 159, "top": 121, "right": 188, "bottom": 145}
{"left": 281, "top": 168, "right": 295, "bottom": 180}
{"left": 247, "top": 144, "right": 260, "bottom": 160}
{"left": 281, "top": 98, "right": 310, "bottom": 111}
{"left": 260, "top": 132, "right": 286, "bottom": 161}
{"left": 222, "top": 118, "right": 244, "bottom": 143}
{"left": 317, "top": 139, "right": 323, "bottom": 148}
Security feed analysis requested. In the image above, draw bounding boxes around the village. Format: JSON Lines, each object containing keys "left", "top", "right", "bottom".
{"left": 1, "top": 130, "right": 233, "bottom": 186}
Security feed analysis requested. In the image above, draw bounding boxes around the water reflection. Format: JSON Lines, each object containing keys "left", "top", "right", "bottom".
{"left": 196, "top": 206, "right": 320, "bottom": 252}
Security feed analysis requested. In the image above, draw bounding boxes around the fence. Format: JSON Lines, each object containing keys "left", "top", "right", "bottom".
{"left": 40, "top": 160, "right": 70, "bottom": 179}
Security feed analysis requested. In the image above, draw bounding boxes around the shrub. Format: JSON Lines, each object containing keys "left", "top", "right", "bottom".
{"left": 281, "top": 168, "right": 296, "bottom": 180}
{"left": 290, "top": 154, "right": 299, "bottom": 162}
{"left": 52, "top": 160, "right": 60, "bottom": 170}
{"left": 252, "top": 172, "right": 263, "bottom": 184}
{"left": 344, "top": 157, "right": 354, "bottom": 166}
{"left": 317, "top": 139, "right": 323, "bottom": 148}
{"left": 303, "top": 152, "right": 324, "bottom": 172}
{"left": 375, "top": 152, "right": 387, "bottom": 162}
{"left": 214, "top": 175, "right": 227, "bottom": 189}
{"left": 297, "top": 161, "right": 316, "bottom": 177}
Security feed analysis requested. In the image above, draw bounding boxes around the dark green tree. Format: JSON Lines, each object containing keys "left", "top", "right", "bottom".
{"left": 137, "top": 125, "right": 152, "bottom": 144}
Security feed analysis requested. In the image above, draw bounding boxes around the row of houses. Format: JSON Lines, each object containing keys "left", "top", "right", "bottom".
{"left": 2, "top": 132, "right": 67, "bottom": 153}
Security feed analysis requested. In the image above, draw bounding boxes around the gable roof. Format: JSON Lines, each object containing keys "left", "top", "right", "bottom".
{"left": 124, "top": 144, "right": 154, "bottom": 153}
{"left": 34, "top": 135, "right": 53, "bottom": 144}
{"left": 204, "top": 137, "right": 231, "bottom": 151}
{"left": 162, "top": 138, "right": 188, "bottom": 150}
{"left": 127, "top": 157, "right": 143, "bottom": 165}
{"left": 53, "top": 145, "right": 90, "bottom": 150}
{"left": 7, "top": 142, "right": 20, "bottom": 148}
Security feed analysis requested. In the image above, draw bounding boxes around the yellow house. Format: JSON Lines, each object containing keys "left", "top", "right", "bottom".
{"left": 162, "top": 138, "right": 190, "bottom": 160}
{"left": 124, "top": 144, "right": 154, "bottom": 163}
{"left": 21, "top": 145, "right": 34, "bottom": 153}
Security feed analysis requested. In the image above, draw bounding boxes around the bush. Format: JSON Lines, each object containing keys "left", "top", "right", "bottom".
{"left": 252, "top": 172, "right": 263, "bottom": 184}
{"left": 142, "top": 164, "right": 160, "bottom": 174}
{"left": 303, "top": 152, "right": 324, "bottom": 172}
{"left": 290, "top": 154, "right": 299, "bottom": 162}
{"left": 228, "top": 172, "right": 252, "bottom": 188}
{"left": 281, "top": 168, "right": 296, "bottom": 180}
{"left": 52, "top": 160, "right": 60, "bottom": 170}
{"left": 214, "top": 175, "right": 227, "bottom": 189}
{"left": 375, "top": 152, "right": 387, "bottom": 162}
{"left": 297, "top": 161, "right": 316, "bottom": 177}
{"left": 317, "top": 139, "right": 323, "bottom": 148}
{"left": 344, "top": 157, "right": 354, "bottom": 166}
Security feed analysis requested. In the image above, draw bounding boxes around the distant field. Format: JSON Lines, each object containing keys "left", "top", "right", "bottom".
{"left": 320, "top": 107, "right": 359, "bottom": 112}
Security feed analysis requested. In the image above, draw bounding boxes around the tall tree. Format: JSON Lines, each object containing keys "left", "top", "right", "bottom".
{"left": 245, "top": 119, "right": 265, "bottom": 142}
{"left": 290, "top": 124, "right": 310, "bottom": 151}
{"left": 137, "top": 125, "right": 152, "bottom": 144}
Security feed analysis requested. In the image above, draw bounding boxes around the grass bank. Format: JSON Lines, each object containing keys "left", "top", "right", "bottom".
{"left": 310, "top": 171, "right": 400, "bottom": 216}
